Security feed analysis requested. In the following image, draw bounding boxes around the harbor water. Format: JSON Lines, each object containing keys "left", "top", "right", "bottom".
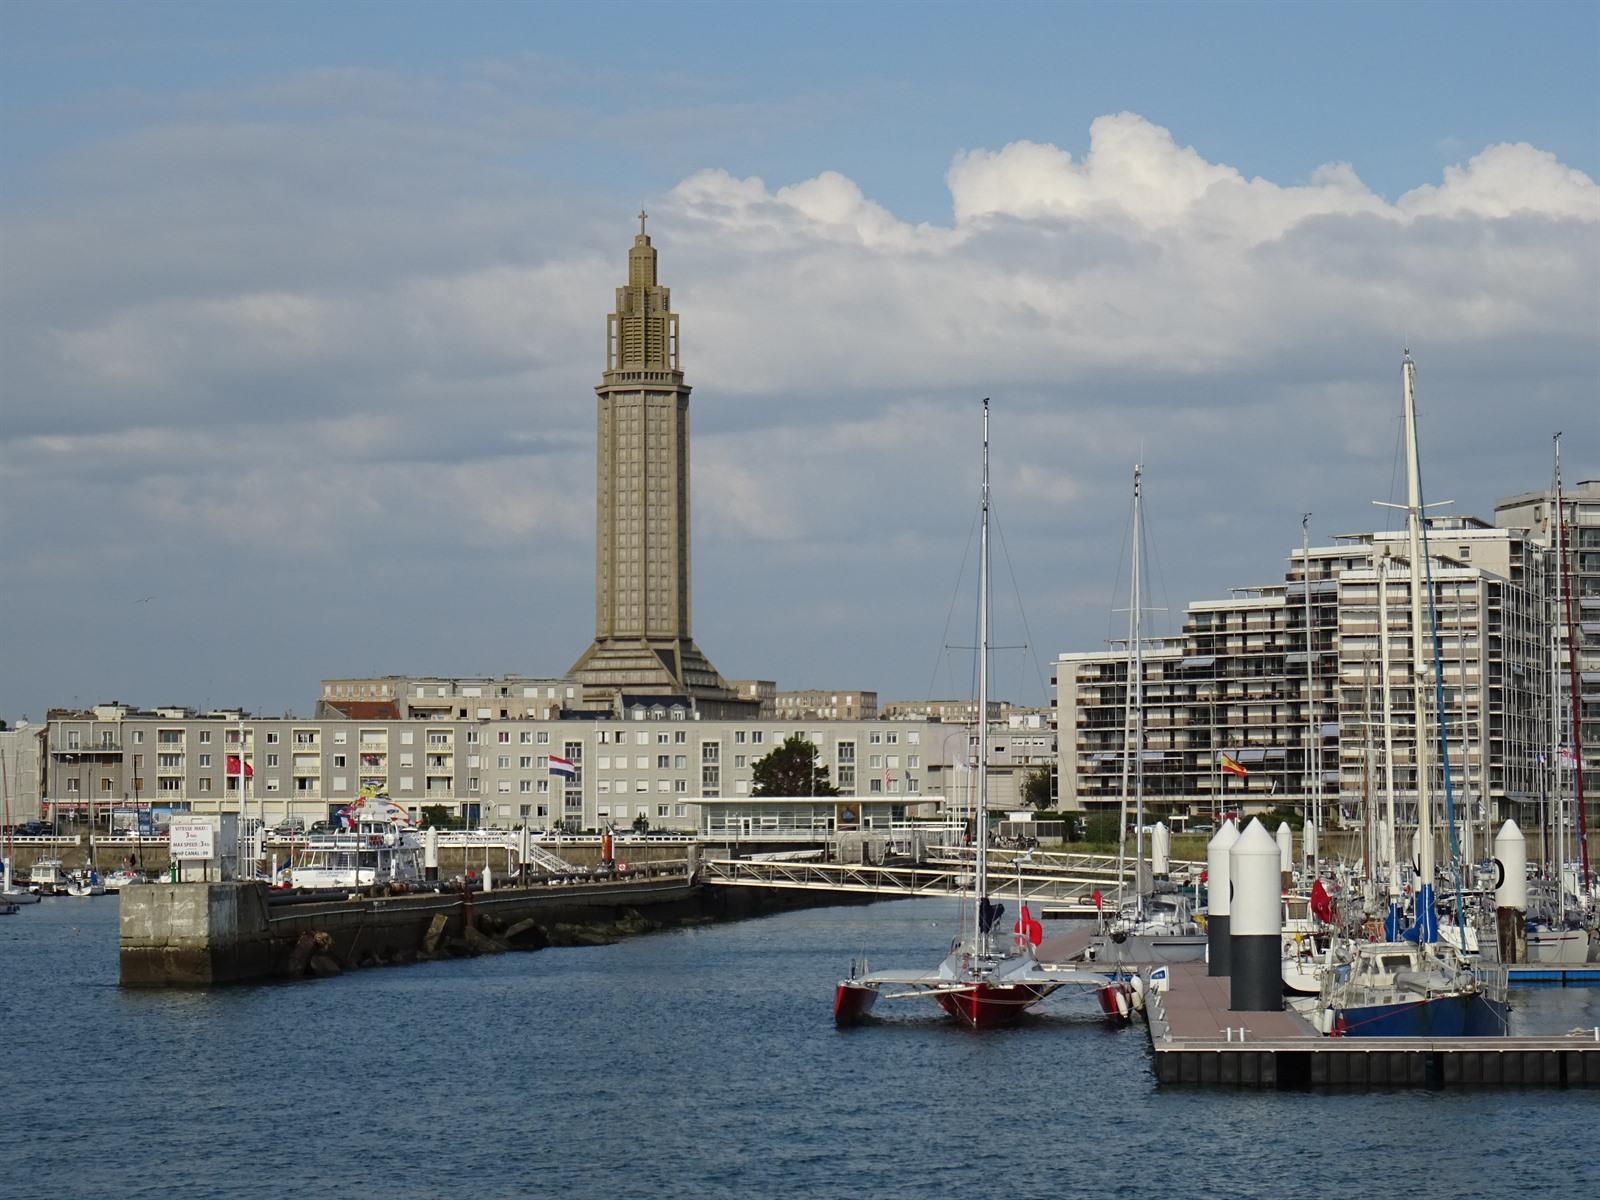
{"left": 4, "top": 897, "right": 1598, "bottom": 1199}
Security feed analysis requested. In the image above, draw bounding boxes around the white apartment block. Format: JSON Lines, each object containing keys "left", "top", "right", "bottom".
{"left": 1056, "top": 517, "right": 1550, "bottom": 848}
{"left": 39, "top": 706, "right": 948, "bottom": 835}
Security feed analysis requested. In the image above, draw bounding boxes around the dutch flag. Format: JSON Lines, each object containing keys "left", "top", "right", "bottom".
{"left": 548, "top": 755, "right": 576, "bottom": 780}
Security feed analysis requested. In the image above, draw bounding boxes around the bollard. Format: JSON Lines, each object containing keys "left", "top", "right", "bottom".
{"left": 483, "top": 863, "right": 493, "bottom": 894}
{"left": 1207, "top": 820, "right": 1240, "bottom": 977}
{"left": 1151, "top": 821, "right": 1170, "bottom": 878}
{"left": 1230, "top": 819, "right": 1283, "bottom": 1012}
{"left": 1275, "top": 822, "right": 1294, "bottom": 891}
{"left": 1303, "top": 820, "right": 1318, "bottom": 866}
{"left": 425, "top": 827, "right": 439, "bottom": 883}
{"left": 1494, "top": 819, "right": 1527, "bottom": 964}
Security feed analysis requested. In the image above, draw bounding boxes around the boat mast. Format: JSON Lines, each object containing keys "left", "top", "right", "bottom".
{"left": 1554, "top": 434, "right": 1591, "bottom": 896}
{"left": 1402, "top": 350, "right": 1436, "bottom": 940}
{"left": 1378, "top": 548, "right": 1400, "bottom": 908}
{"left": 974, "top": 398, "right": 991, "bottom": 953}
{"left": 1132, "top": 463, "right": 1146, "bottom": 906}
{"left": 1303, "top": 514, "right": 1319, "bottom": 878}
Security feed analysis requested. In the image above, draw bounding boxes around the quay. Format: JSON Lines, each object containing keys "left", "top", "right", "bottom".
{"left": 118, "top": 849, "right": 869, "bottom": 987}
{"left": 1144, "top": 961, "right": 1600, "bottom": 1090}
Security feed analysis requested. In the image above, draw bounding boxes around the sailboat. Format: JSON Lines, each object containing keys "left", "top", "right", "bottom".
{"left": 834, "top": 400, "right": 1108, "bottom": 1027}
{"left": 1085, "top": 466, "right": 1205, "bottom": 1002}
{"left": 1320, "top": 351, "right": 1509, "bottom": 1037}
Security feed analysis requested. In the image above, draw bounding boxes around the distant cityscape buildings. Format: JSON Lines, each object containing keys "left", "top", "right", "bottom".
{"left": 1057, "top": 483, "right": 1598, "bottom": 844}
{"left": 4, "top": 221, "right": 1593, "bottom": 852}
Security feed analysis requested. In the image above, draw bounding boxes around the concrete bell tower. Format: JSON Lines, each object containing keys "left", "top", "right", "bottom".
{"left": 567, "top": 215, "right": 748, "bottom": 714}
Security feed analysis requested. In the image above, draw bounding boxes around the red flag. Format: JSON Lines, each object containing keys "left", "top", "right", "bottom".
{"left": 226, "top": 755, "right": 254, "bottom": 778}
{"left": 1092, "top": 889, "right": 1103, "bottom": 912}
{"left": 1013, "top": 903, "right": 1043, "bottom": 947}
{"left": 1310, "top": 879, "right": 1334, "bottom": 924}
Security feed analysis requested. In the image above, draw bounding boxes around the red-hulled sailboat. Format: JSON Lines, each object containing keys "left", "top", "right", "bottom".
{"left": 834, "top": 401, "right": 1108, "bottom": 1028}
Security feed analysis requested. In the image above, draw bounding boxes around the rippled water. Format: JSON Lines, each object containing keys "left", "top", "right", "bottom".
{"left": 3, "top": 896, "right": 1598, "bottom": 1199}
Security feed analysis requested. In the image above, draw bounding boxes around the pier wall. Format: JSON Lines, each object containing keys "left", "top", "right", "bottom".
{"left": 118, "top": 876, "right": 877, "bottom": 988}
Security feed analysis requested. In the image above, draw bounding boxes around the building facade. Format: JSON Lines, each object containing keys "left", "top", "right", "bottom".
{"left": 39, "top": 706, "right": 946, "bottom": 835}
{"left": 1056, "top": 517, "right": 1550, "bottom": 855}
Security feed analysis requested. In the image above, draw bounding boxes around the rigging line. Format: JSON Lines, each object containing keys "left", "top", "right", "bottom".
{"left": 924, "top": 503, "right": 982, "bottom": 706}
{"left": 990, "top": 504, "right": 1051, "bottom": 707}
{"left": 1105, "top": 485, "right": 1136, "bottom": 647}
{"left": 1386, "top": 412, "right": 1406, "bottom": 533}
{"left": 1141, "top": 481, "right": 1172, "bottom": 640}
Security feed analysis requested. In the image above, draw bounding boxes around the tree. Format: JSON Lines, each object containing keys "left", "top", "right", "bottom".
{"left": 420, "top": 804, "right": 464, "bottom": 830}
{"left": 632, "top": 812, "right": 650, "bottom": 834}
{"left": 751, "top": 734, "right": 839, "bottom": 796}
{"left": 1021, "top": 765, "right": 1053, "bottom": 810}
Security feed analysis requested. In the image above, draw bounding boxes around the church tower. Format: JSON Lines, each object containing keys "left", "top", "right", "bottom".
{"left": 568, "top": 215, "right": 749, "bottom": 713}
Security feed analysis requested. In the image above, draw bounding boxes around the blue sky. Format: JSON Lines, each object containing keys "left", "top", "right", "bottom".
{"left": 1, "top": 0, "right": 1596, "bottom": 718}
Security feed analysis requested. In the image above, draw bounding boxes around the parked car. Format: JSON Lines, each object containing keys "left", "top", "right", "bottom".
{"left": 16, "top": 820, "right": 51, "bottom": 836}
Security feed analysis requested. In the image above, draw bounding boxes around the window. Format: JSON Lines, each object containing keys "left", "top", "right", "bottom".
{"left": 538, "top": 732, "right": 550, "bottom": 744}
{"left": 66, "top": 777, "right": 81, "bottom": 793}
{"left": 332, "top": 755, "right": 345, "bottom": 768}
{"left": 520, "top": 731, "right": 533, "bottom": 744}
{"left": 469, "top": 778, "right": 480, "bottom": 794}
{"left": 334, "top": 731, "right": 347, "bottom": 745}
{"left": 635, "top": 780, "right": 648, "bottom": 793}
{"left": 674, "top": 732, "right": 686, "bottom": 744}
{"left": 869, "top": 755, "right": 882, "bottom": 769}
{"left": 869, "top": 732, "right": 881, "bottom": 744}
{"left": 908, "top": 754, "right": 920, "bottom": 768}
{"left": 498, "top": 781, "right": 511, "bottom": 794}
{"left": 907, "top": 732, "right": 920, "bottom": 745}
{"left": 266, "top": 778, "right": 280, "bottom": 792}
{"left": 399, "top": 753, "right": 413, "bottom": 767}
{"left": 198, "top": 754, "right": 211, "bottom": 767}
{"left": 674, "top": 755, "right": 686, "bottom": 769}
{"left": 657, "top": 733, "right": 670, "bottom": 745}
{"left": 466, "top": 730, "right": 480, "bottom": 744}
{"left": 520, "top": 756, "right": 533, "bottom": 769}
{"left": 734, "top": 754, "right": 746, "bottom": 768}
{"left": 399, "top": 776, "right": 414, "bottom": 791}
{"left": 132, "top": 731, "right": 144, "bottom": 745}
{"left": 498, "top": 755, "right": 511, "bottom": 769}
{"left": 520, "top": 780, "right": 532, "bottom": 793}
{"left": 657, "top": 754, "right": 671, "bottom": 769}
{"left": 675, "top": 779, "right": 687, "bottom": 793}
{"left": 735, "top": 731, "right": 746, "bottom": 744}
{"left": 657, "top": 805, "right": 669, "bottom": 818}
{"left": 498, "top": 731, "right": 510, "bottom": 744}
{"left": 635, "top": 732, "right": 648, "bottom": 746}
{"left": 197, "top": 777, "right": 211, "bottom": 793}
{"left": 636, "top": 756, "right": 648, "bottom": 770}
{"left": 401, "top": 730, "right": 415, "bottom": 745}
{"left": 599, "top": 781, "right": 612, "bottom": 795}
{"left": 752, "top": 732, "right": 764, "bottom": 745}
{"left": 266, "top": 754, "right": 280, "bottom": 767}
{"left": 198, "top": 731, "right": 211, "bottom": 744}
{"left": 266, "top": 732, "right": 280, "bottom": 744}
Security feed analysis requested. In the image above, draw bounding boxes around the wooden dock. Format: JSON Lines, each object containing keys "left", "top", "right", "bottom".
{"left": 1145, "top": 961, "right": 1600, "bottom": 1089}
{"left": 1507, "top": 963, "right": 1600, "bottom": 987}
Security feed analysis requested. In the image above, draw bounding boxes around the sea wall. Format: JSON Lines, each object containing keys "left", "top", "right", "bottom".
{"left": 119, "top": 876, "right": 878, "bottom": 988}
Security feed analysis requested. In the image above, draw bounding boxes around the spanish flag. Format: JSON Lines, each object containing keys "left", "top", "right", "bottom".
{"left": 1219, "top": 753, "right": 1247, "bottom": 778}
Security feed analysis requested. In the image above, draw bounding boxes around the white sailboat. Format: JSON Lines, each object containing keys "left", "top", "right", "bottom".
{"left": 834, "top": 400, "right": 1108, "bottom": 1026}
{"left": 1320, "top": 351, "right": 1509, "bottom": 1037}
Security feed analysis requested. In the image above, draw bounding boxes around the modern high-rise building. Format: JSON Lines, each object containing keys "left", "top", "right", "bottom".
{"left": 1055, "top": 515, "right": 1551, "bottom": 859}
{"left": 567, "top": 216, "right": 751, "bottom": 716}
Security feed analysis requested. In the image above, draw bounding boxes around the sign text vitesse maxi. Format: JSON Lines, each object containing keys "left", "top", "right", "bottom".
{"left": 169, "top": 823, "right": 216, "bottom": 861}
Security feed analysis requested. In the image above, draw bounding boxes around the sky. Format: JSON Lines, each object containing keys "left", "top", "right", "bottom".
{"left": 2, "top": 0, "right": 1597, "bottom": 720}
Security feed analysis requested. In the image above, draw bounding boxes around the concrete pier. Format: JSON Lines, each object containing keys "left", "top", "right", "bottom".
{"left": 119, "top": 872, "right": 870, "bottom": 987}
{"left": 1145, "top": 961, "right": 1600, "bottom": 1089}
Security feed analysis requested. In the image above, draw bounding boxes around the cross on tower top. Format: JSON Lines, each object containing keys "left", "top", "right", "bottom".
{"left": 638, "top": 207, "right": 648, "bottom": 236}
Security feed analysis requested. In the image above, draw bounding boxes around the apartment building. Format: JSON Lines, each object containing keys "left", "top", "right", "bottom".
{"left": 1495, "top": 479, "right": 1600, "bottom": 795}
{"left": 1056, "top": 519, "right": 1549, "bottom": 845}
{"left": 771, "top": 689, "right": 879, "bottom": 721}
{"left": 40, "top": 706, "right": 945, "bottom": 835}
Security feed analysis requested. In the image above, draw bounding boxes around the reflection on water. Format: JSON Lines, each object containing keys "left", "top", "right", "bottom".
{"left": 3, "top": 896, "right": 1596, "bottom": 1199}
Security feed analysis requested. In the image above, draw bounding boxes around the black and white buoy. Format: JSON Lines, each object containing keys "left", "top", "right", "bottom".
{"left": 1206, "top": 819, "right": 1239, "bottom": 977}
{"left": 1229, "top": 818, "right": 1283, "bottom": 1012}
{"left": 1494, "top": 819, "right": 1527, "bottom": 964}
